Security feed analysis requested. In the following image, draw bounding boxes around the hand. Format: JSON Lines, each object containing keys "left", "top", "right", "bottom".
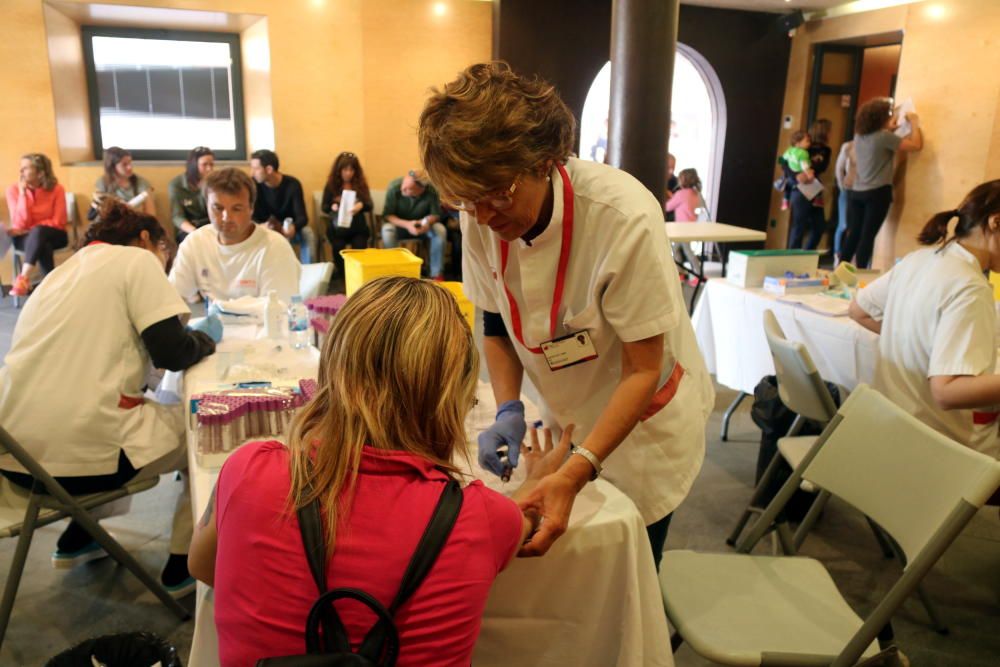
{"left": 188, "top": 313, "right": 223, "bottom": 343}
{"left": 17, "top": 176, "right": 26, "bottom": 195}
{"left": 522, "top": 424, "right": 574, "bottom": 482}
{"left": 905, "top": 112, "right": 919, "bottom": 124}
{"left": 516, "top": 427, "right": 582, "bottom": 558}
{"left": 282, "top": 224, "right": 296, "bottom": 239}
{"left": 409, "top": 220, "right": 425, "bottom": 235}
{"left": 477, "top": 399, "right": 526, "bottom": 477}
{"left": 332, "top": 202, "right": 339, "bottom": 212}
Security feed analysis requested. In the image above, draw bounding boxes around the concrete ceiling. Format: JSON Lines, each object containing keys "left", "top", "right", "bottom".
{"left": 682, "top": 0, "right": 848, "bottom": 13}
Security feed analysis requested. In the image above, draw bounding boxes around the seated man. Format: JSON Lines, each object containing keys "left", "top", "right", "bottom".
{"left": 381, "top": 170, "right": 446, "bottom": 280}
{"left": 249, "top": 149, "right": 315, "bottom": 264}
{"left": 170, "top": 167, "right": 300, "bottom": 303}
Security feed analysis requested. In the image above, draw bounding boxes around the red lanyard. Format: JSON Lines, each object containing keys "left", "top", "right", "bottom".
{"left": 500, "top": 163, "right": 574, "bottom": 354}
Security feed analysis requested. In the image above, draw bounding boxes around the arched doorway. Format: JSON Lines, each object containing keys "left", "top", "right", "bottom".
{"left": 580, "top": 45, "right": 727, "bottom": 220}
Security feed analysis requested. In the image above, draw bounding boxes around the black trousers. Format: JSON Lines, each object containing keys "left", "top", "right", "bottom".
{"left": 842, "top": 185, "right": 893, "bottom": 269}
{"left": 646, "top": 512, "right": 674, "bottom": 571}
{"left": 2, "top": 450, "right": 138, "bottom": 495}
{"left": 787, "top": 190, "right": 824, "bottom": 250}
{"left": 13, "top": 226, "right": 68, "bottom": 274}
{"left": 327, "top": 223, "right": 370, "bottom": 280}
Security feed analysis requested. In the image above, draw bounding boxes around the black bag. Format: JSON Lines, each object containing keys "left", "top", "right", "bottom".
{"left": 45, "top": 631, "right": 181, "bottom": 667}
{"left": 257, "top": 479, "right": 463, "bottom": 667}
{"left": 750, "top": 375, "right": 841, "bottom": 522}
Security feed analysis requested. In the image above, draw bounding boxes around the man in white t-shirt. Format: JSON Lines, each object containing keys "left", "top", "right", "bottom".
{"left": 169, "top": 167, "right": 300, "bottom": 303}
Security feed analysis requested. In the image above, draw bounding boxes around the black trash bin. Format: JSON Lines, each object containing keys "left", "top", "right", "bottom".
{"left": 46, "top": 631, "right": 182, "bottom": 667}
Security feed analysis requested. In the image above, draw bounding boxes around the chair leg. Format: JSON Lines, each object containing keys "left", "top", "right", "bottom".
{"left": 720, "top": 391, "right": 747, "bottom": 442}
{"left": 727, "top": 448, "right": 785, "bottom": 547}
{"left": 791, "top": 489, "right": 832, "bottom": 552}
{"left": 0, "top": 497, "right": 41, "bottom": 653}
{"left": 865, "top": 516, "right": 896, "bottom": 559}
{"left": 66, "top": 506, "right": 190, "bottom": 621}
{"left": 882, "top": 533, "right": 949, "bottom": 635}
{"left": 670, "top": 631, "right": 685, "bottom": 653}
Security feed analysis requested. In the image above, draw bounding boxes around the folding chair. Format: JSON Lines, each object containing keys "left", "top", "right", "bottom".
{"left": 727, "top": 309, "right": 841, "bottom": 552}
{"left": 299, "top": 262, "right": 334, "bottom": 300}
{"left": 0, "top": 425, "right": 189, "bottom": 652}
{"left": 660, "top": 384, "right": 1000, "bottom": 667}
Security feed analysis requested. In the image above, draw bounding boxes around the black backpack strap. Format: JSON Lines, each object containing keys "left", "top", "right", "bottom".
{"left": 357, "top": 479, "right": 463, "bottom": 660}
{"left": 296, "top": 489, "right": 351, "bottom": 654}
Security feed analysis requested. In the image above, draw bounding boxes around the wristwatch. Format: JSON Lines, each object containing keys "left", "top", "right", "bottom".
{"left": 571, "top": 444, "right": 602, "bottom": 481}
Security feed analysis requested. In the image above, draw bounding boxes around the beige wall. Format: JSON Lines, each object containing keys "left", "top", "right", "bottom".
{"left": 0, "top": 0, "right": 491, "bottom": 278}
{"left": 768, "top": 0, "right": 1000, "bottom": 268}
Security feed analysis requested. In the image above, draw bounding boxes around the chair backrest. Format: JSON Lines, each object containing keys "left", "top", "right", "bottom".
{"left": 804, "top": 385, "right": 1000, "bottom": 563}
{"left": 300, "top": 262, "right": 333, "bottom": 300}
{"left": 312, "top": 191, "right": 328, "bottom": 224}
{"left": 762, "top": 309, "right": 838, "bottom": 423}
{"left": 65, "top": 192, "right": 79, "bottom": 246}
{"left": 370, "top": 189, "right": 386, "bottom": 217}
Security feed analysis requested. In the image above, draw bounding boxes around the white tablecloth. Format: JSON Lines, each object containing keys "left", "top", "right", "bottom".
{"left": 665, "top": 222, "right": 767, "bottom": 244}
{"left": 693, "top": 279, "right": 880, "bottom": 395}
{"left": 184, "top": 330, "right": 671, "bottom": 667}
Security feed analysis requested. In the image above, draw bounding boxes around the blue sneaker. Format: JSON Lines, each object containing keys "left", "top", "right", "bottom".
{"left": 51, "top": 540, "right": 108, "bottom": 569}
{"left": 163, "top": 575, "right": 197, "bottom": 599}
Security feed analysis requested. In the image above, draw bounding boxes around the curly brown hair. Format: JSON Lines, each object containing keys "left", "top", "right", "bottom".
{"left": 325, "top": 152, "right": 372, "bottom": 208}
{"left": 418, "top": 61, "right": 576, "bottom": 200}
{"left": 855, "top": 98, "right": 894, "bottom": 136}
{"left": 83, "top": 197, "right": 168, "bottom": 249}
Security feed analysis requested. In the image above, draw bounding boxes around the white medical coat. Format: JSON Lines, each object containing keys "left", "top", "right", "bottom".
{"left": 462, "top": 157, "right": 714, "bottom": 523}
{"left": 857, "top": 241, "right": 999, "bottom": 458}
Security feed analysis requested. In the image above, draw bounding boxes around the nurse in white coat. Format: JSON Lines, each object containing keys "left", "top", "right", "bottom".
{"left": 849, "top": 180, "right": 1000, "bottom": 459}
{"left": 418, "top": 62, "right": 714, "bottom": 565}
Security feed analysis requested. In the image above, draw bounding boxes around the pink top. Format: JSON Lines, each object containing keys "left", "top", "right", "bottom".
{"left": 214, "top": 440, "right": 523, "bottom": 667}
{"left": 665, "top": 187, "right": 700, "bottom": 222}
{"left": 5, "top": 183, "right": 67, "bottom": 232}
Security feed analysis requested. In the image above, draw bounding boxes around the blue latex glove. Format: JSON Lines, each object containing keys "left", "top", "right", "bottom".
{"left": 188, "top": 313, "right": 223, "bottom": 343}
{"left": 478, "top": 399, "right": 526, "bottom": 478}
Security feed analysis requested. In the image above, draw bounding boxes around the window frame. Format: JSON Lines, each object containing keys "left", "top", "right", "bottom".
{"left": 81, "top": 25, "right": 247, "bottom": 162}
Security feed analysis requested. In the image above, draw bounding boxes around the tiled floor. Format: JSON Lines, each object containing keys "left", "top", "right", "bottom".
{"left": 0, "top": 297, "right": 998, "bottom": 665}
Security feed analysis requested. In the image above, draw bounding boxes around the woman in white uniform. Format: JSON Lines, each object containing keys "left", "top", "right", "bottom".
{"left": 418, "top": 62, "right": 714, "bottom": 565}
{"left": 0, "top": 199, "right": 217, "bottom": 597}
{"left": 849, "top": 180, "right": 1000, "bottom": 459}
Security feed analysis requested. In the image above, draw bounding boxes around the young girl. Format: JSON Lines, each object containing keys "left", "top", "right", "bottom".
{"left": 665, "top": 168, "right": 704, "bottom": 222}
{"left": 189, "top": 277, "right": 570, "bottom": 666}
{"left": 322, "top": 152, "right": 373, "bottom": 289}
{"left": 849, "top": 180, "right": 1000, "bottom": 459}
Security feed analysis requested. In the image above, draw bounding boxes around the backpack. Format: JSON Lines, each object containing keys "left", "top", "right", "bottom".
{"left": 257, "top": 479, "right": 463, "bottom": 667}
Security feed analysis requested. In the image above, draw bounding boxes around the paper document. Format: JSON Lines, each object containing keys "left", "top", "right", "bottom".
{"left": 777, "top": 293, "right": 850, "bottom": 317}
{"left": 796, "top": 177, "right": 825, "bottom": 201}
{"left": 894, "top": 98, "right": 916, "bottom": 137}
{"left": 338, "top": 189, "right": 357, "bottom": 229}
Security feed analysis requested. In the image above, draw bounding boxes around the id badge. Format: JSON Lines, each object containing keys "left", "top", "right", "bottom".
{"left": 541, "top": 331, "right": 598, "bottom": 371}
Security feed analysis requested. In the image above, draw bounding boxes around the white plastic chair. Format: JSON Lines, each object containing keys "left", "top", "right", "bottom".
{"left": 299, "top": 262, "right": 333, "bottom": 300}
{"left": 661, "top": 384, "right": 1000, "bottom": 667}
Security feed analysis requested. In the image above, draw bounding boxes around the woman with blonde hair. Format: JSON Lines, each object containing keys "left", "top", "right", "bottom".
{"left": 189, "top": 276, "right": 568, "bottom": 666}
{"left": 4, "top": 153, "right": 69, "bottom": 296}
{"left": 418, "top": 61, "right": 713, "bottom": 568}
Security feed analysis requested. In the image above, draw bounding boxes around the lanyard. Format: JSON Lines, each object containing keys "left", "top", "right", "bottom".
{"left": 500, "top": 163, "right": 574, "bottom": 354}
{"left": 86, "top": 241, "right": 108, "bottom": 247}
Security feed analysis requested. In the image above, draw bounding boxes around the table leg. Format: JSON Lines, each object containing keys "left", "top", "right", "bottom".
{"left": 720, "top": 391, "right": 747, "bottom": 442}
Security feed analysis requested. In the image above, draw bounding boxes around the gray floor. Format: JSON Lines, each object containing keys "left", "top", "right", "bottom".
{"left": 0, "top": 298, "right": 998, "bottom": 666}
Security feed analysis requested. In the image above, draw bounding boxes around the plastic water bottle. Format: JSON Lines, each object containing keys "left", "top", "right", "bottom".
{"left": 265, "top": 290, "right": 284, "bottom": 340}
{"left": 288, "top": 295, "right": 311, "bottom": 349}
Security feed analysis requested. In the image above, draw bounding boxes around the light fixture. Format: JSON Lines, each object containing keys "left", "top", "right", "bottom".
{"left": 925, "top": 3, "right": 947, "bottom": 20}
{"left": 433, "top": 2, "right": 448, "bottom": 17}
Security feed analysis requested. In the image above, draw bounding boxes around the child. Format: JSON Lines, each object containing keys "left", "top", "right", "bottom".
{"left": 665, "top": 168, "right": 703, "bottom": 222}
{"left": 779, "top": 130, "right": 814, "bottom": 211}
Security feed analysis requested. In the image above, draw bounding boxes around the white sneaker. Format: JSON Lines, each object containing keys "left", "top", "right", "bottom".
{"left": 51, "top": 540, "right": 109, "bottom": 569}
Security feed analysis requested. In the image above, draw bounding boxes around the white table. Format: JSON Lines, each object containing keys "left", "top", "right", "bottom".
{"left": 692, "top": 278, "right": 880, "bottom": 439}
{"left": 665, "top": 222, "right": 767, "bottom": 313}
{"left": 184, "top": 334, "right": 671, "bottom": 667}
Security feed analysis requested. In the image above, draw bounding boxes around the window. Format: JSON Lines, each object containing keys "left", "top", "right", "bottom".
{"left": 580, "top": 45, "right": 727, "bottom": 220}
{"left": 82, "top": 27, "right": 246, "bottom": 161}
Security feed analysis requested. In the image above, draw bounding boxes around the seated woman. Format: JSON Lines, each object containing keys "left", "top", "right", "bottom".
{"left": 92, "top": 146, "right": 156, "bottom": 219}
{"left": 849, "top": 180, "right": 1000, "bottom": 459}
{"left": 189, "top": 276, "right": 568, "bottom": 666}
{"left": 4, "top": 153, "right": 68, "bottom": 296}
{"left": 169, "top": 146, "right": 214, "bottom": 244}
{"left": 322, "top": 151, "right": 372, "bottom": 288}
{"left": 0, "top": 199, "right": 216, "bottom": 597}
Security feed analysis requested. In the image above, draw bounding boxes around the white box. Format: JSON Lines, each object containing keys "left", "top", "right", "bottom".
{"left": 727, "top": 250, "right": 821, "bottom": 288}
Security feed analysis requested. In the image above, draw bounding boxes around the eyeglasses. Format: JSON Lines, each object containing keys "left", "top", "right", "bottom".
{"left": 340, "top": 152, "right": 356, "bottom": 158}
{"left": 444, "top": 177, "right": 519, "bottom": 212}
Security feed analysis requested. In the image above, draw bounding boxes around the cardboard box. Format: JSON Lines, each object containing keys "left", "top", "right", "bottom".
{"left": 727, "top": 250, "right": 821, "bottom": 288}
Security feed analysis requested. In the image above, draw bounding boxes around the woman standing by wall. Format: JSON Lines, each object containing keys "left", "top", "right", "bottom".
{"left": 840, "top": 98, "right": 924, "bottom": 268}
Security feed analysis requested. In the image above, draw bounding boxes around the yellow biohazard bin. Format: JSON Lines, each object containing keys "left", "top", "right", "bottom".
{"left": 437, "top": 281, "right": 475, "bottom": 330}
{"left": 340, "top": 248, "right": 423, "bottom": 296}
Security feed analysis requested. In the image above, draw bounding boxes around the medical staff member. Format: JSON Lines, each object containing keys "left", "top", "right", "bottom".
{"left": 849, "top": 180, "right": 1000, "bottom": 460}
{"left": 418, "top": 62, "right": 714, "bottom": 565}
{"left": 0, "top": 198, "right": 217, "bottom": 597}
